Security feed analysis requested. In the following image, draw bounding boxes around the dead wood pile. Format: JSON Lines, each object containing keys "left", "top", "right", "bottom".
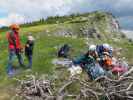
{"left": 15, "top": 67, "right": 133, "bottom": 100}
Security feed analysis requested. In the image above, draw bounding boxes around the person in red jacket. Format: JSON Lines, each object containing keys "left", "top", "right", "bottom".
{"left": 6, "top": 24, "right": 24, "bottom": 76}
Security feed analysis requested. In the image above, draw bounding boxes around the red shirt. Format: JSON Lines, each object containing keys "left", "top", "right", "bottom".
{"left": 6, "top": 31, "right": 21, "bottom": 49}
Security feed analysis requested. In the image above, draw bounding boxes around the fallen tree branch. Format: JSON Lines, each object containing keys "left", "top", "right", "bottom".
{"left": 15, "top": 72, "right": 133, "bottom": 100}
{"left": 120, "top": 67, "right": 133, "bottom": 78}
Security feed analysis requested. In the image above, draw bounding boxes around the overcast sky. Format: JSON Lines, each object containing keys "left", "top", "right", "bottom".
{"left": 0, "top": 0, "right": 133, "bottom": 30}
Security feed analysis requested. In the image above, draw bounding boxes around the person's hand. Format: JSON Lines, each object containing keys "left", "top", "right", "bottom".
{"left": 20, "top": 48, "right": 24, "bottom": 53}
{"left": 96, "top": 58, "right": 100, "bottom": 61}
{"left": 26, "top": 44, "right": 29, "bottom": 47}
{"left": 20, "top": 46, "right": 24, "bottom": 53}
{"left": 104, "top": 55, "right": 108, "bottom": 60}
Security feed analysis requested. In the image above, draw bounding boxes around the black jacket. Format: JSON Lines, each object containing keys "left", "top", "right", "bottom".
{"left": 25, "top": 40, "right": 34, "bottom": 56}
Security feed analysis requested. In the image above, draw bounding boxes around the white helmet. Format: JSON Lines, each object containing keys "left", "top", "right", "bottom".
{"left": 89, "top": 45, "right": 96, "bottom": 51}
{"left": 103, "top": 43, "right": 110, "bottom": 49}
{"left": 28, "top": 35, "right": 35, "bottom": 41}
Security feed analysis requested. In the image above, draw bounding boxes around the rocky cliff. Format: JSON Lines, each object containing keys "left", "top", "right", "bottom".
{"left": 48, "top": 11, "right": 121, "bottom": 39}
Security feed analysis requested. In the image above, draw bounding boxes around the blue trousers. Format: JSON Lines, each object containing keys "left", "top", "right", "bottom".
{"left": 26, "top": 55, "right": 32, "bottom": 68}
{"left": 7, "top": 49, "right": 24, "bottom": 74}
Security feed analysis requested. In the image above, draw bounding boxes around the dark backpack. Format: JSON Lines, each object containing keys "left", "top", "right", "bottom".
{"left": 58, "top": 44, "right": 71, "bottom": 58}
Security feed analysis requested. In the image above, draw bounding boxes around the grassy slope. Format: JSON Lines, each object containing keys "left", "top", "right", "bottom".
{"left": 0, "top": 24, "right": 87, "bottom": 99}
{"left": 0, "top": 23, "right": 133, "bottom": 99}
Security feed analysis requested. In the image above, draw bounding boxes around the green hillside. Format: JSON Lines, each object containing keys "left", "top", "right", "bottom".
{"left": 0, "top": 11, "right": 133, "bottom": 99}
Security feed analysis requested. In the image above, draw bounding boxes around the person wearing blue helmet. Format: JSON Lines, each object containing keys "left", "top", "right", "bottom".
{"left": 96, "top": 43, "right": 113, "bottom": 57}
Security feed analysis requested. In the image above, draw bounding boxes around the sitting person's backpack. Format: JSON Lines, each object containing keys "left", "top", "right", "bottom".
{"left": 58, "top": 44, "right": 71, "bottom": 58}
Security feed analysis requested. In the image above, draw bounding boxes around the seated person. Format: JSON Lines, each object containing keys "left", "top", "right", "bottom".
{"left": 73, "top": 45, "right": 105, "bottom": 80}
{"left": 111, "top": 58, "right": 128, "bottom": 75}
{"left": 97, "top": 43, "right": 113, "bottom": 67}
{"left": 100, "top": 52, "right": 113, "bottom": 71}
{"left": 73, "top": 45, "right": 97, "bottom": 68}
{"left": 96, "top": 43, "right": 113, "bottom": 57}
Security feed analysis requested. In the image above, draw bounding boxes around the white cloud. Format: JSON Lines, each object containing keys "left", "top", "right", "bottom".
{"left": 0, "top": 0, "right": 72, "bottom": 19}
{"left": 0, "top": 0, "right": 90, "bottom": 26}
{"left": 0, "top": 0, "right": 76, "bottom": 26}
{"left": 1, "top": 0, "right": 132, "bottom": 17}
{"left": 0, "top": 0, "right": 133, "bottom": 29}
{"left": 0, "top": 13, "right": 26, "bottom": 26}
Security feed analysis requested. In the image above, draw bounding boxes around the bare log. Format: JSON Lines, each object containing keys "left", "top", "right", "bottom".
{"left": 120, "top": 67, "right": 133, "bottom": 78}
